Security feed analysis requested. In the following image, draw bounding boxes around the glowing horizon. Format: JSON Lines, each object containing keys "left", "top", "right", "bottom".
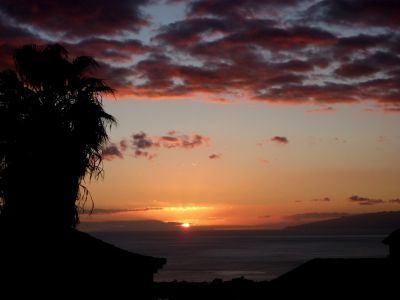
{"left": 1, "top": 0, "right": 400, "bottom": 229}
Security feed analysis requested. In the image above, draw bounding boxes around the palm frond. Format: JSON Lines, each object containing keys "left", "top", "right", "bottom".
{"left": 0, "top": 43, "right": 117, "bottom": 228}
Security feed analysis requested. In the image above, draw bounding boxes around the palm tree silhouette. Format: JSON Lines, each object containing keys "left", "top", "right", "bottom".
{"left": 0, "top": 44, "right": 116, "bottom": 229}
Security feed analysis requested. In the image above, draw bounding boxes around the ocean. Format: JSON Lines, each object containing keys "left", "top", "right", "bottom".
{"left": 90, "top": 230, "right": 387, "bottom": 282}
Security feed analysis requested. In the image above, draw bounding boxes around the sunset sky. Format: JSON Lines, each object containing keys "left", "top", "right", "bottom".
{"left": 1, "top": 0, "right": 400, "bottom": 229}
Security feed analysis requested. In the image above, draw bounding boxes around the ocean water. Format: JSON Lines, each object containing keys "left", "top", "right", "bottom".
{"left": 91, "top": 231, "right": 387, "bottom": 282}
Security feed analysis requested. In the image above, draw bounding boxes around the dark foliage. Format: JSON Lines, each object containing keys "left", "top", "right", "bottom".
{"left": 0, "top": 44, "right": 116, "bottom": 228}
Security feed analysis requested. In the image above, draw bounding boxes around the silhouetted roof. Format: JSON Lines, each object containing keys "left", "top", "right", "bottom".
{"left": 382, "top": 229, "right": 400, "bottom": 245}
{"left": 68, "top": 229, "right": 167, "bottom": 273}
{"left": 0, "top": 227, "right": 166, "bottom": 274}
{"left": 271, "top": 257, "right": 397, "bottom": 294}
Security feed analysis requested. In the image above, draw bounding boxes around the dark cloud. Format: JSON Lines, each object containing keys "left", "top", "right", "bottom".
{"left": 307, "top": 0, "right": 400, "bottom": 28}
{"left": 188, "top": 0, "right": 300, "bottom": 19}
{"left": 103, "top": 131, "right": 210, "bottom": 160}
{"left": 154, "top": 18, "right": 234, "bottom": 47}
{"left": 311, "top": 197, "right": 331, "bottom": 202}
{"left": 1, "top": 0, "right": 399, "bottom": 109}
{"left": 102, "top": 143, "right": 124, "bottom": 161}
{"left": 163, "top": 133, "right": 209, "bottom": 149}
{"left": 84, "top": 207, "right": 164, "bottom": 214}
{"left": 256, "top": 82, "right": 361, "bottom": 103}
{"left": 79, "top": 220, "right": 182, "bottom": 231}
{"left": 0, "top": 0, "right": 152, "bottom": 39}
{"left": 271, "top": 136, "right": 289, "bottom": 144}
{"left": 348, "top": 195, "right": 385, "bottom": 205}
{"left": 133, "top": 132, "right": 157, "bottom": 150}
{"left": 133, "top": 149, "right": 156, "bottom": 160}
{"left": 284, "top": 212, "right": 350, "bottom": 222}
{"left": 221, "top": 26, "right": 337, "bottom": 50}
{"left": 336, "top": 34, "right": 391, "bottom": 53}
{"left": 334, "top": 51, "right": 400, "bottom": 78}
{"left": 144, "top": 2, "right": 399, "bottom": 107}
{"left": 306, "top": 107, "right": 336, "bottom": 114}
{"left": 209, "top": 153, "right": 222, "bottom": 160}
{"left": 389, "top": 199, "right": 400, "bottom": 204}
{"left": 335, "top": 63, "right": 380, "bottom": 78}
{"left": 0, "top": 23, "right": 45, "bottom": 69}
{"left": 94, "top": 63, "right": 136, "bottom": 95}
{"left": 131, "top": 132, "right": 159, "bottom": 159}
{"left": 67, "top": 38, "right": 148, "bottom": 63}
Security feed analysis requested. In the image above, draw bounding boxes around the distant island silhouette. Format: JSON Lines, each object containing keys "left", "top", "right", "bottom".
{"left": 80, "top": 210, "right": 400, "bottom": 234}
{"left": 282, "top": 211, "right": 400, "bottom": 235}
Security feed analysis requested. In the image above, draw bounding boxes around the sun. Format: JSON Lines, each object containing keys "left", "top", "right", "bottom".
{"left": 181, "top": 223, "right": 191, "bottom": 228}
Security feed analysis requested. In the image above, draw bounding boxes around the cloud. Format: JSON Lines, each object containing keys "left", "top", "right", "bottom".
{"left": 383, "top": 107, "right": 400, "bottom": 114}
{"left": 348, "top": 195, "right": 385, "bottom": 205}
{"left": 311, "top": 197, "right": 331, "bottom": 202}
{"left": 102, "top": 143, "right": 124, "bottom": 161}
{"left": 335, "top": 62, "right": 380, "bottom": 78}
{"left": 154, "top": 18, "right": 235, "bottom": 47}
{"left": 389, "top": 199, "right": 400, "bottom": 204}
{"left": 284, "top": 212, "right": 350, "bottom": 222}
{"left": 132, "top": 132, "right": 157, "bottom": 150}
{"left": 307, "top": 0, "right": 400, "bottom": 28}
{"left": 0, "top": 23, "right": 46, "bottom": 69}
{"left": 101, "top": 138, "right": 132, "bottom": 161}
{"left": 67, "top": 38, "right": 148, "bottom": 63}
{"left": 220, "top": 26, "right": 337, "bottom": 50}
{"left": 0, "top": 0, "right": 152, "bottom": 39}
{"left": 84, "top": 207, "right": 164, "bottom": 214}
{"left": 255, "top": 82, "right": 362, "bottom": 103}
{"left": 79, "top": 220, "right": 183, "bottom": 232}
{"left": 134, "top": 150, "right": 158, "bottom": 160}
{"left": 131, "top": 132, "right": 160, "bottom": 159}
{"left": 188, "top": 0, "right": 300, "bottom": 19}
{"left": 1, "top": 0, "right": 399, "bottom": 109}
{"left": 161, "top": 133, "right": 209, "bottom": 149}
{"left": 209, "top": 153, "right": 222, "bottom": 160}
{"left": 333, "top": 137, "right": 347, "bottom": 144}
{"left": 120, "top": 139, "right": 128, "bottom": 151}
{"left": 103, "top": 131, "right": 211, "bottom": 160}
{"left": 259, "top": 215, "right": 271, "bottom": 219}
{"left": 306, "top": 107, "right": 336, "bottom": 114}
{"left": 271, "top": 136, "right": 289, "bottom": 144}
